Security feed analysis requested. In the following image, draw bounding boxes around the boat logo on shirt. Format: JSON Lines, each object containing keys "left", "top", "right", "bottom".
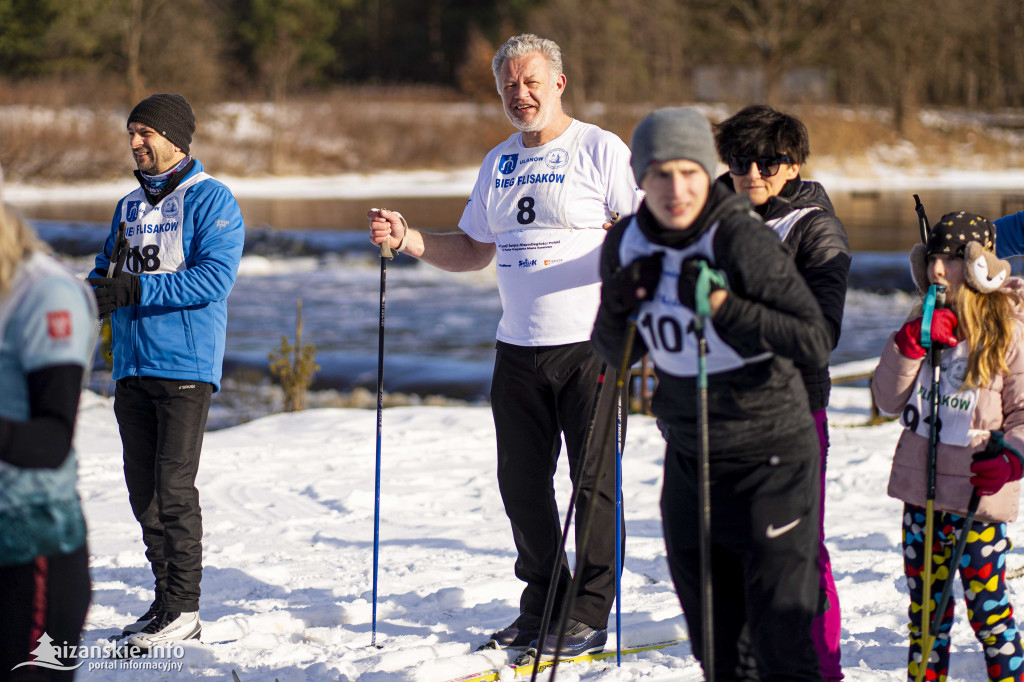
{"left": 545, "top": 148, "right": 569, "bottom": 169}
{"left": 498, "top": 154, "right": 519, "bottom": 175}
{"left": 163, "top": 197, "right": 180, "bottom": 218}
{"left": 765, "top": 518, "right": 800, "bottom": 539}
{"left": 46, "top": 310, "right": 72, "bottom": 340}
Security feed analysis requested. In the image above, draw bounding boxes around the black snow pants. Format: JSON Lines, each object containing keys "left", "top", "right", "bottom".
{"left": 661, "top": 426, "right": 823, "bottom": 681}
{"left": 491, "top": 340, "right": 622, "bottom": 630}
{"left": 114, "top": 376, "right": 212, "bottom": 613}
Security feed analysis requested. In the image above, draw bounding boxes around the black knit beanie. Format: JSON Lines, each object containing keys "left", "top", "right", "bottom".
{"left": 127, "top": 93, "right": 195, "bottom": 153}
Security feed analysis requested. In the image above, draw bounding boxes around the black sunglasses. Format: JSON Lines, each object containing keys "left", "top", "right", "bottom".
{"left": 727, "top": 154, "right": 793, "bottom": 177}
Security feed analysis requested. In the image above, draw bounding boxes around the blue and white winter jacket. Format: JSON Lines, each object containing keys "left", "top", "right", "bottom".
{"left": 91, "top": 159, "right": 244, "bottom": 391}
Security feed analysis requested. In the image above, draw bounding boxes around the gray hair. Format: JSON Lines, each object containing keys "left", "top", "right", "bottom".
{"left": 492, "top": 33, "right": 563, "bottom": 90}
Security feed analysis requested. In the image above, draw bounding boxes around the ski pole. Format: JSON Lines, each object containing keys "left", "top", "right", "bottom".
{"left": 538, "top": 320, "right": 637, "bottom": 682}
{"left": 920, "top": 430, "right": 1010, "bottom": 670}
{"left": 525, "top": 360, "right": 609, "bottom": 676}
{"left": 371, "top": 221, "right": 394, "bottom": 648}
{"left": 693, "top": 261, "right": 725, "bottom": 682}
{"left": 93, "top": 222, "right": 128, "bottom": 376}
{"left": 913, "top": 194, "right": 930, "bottom": 246}
{"left": 615, "top": 381, "right": 625, "bottom": 667}
{"left": 915, "top": 282, "right": 946, "bottom": 682}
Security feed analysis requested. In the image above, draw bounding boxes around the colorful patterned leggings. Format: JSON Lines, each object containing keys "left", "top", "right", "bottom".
{"left": 903, "top": 503, "right": 1024, "bottom": 681}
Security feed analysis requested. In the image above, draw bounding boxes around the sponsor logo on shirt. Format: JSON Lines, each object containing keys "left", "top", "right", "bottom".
{"left": 543, "top": 259, "right": 563, "bottom": 266}
{"left": 46, "top": 311, "right": 72, "bottom": 339}
{"left": 518, "top": 258, "right": 537, "bottom": 268}
{"left": 498, "top": 154, "right": 519, "bottom": 175}
{"left": 545, "top": 148, "right": 569, "bottom": 169}
{"left": 126, "top": 201, "right": 144, "bottom": 222}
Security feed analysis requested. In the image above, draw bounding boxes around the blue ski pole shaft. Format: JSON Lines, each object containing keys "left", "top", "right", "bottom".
{"left": 615, "top": 386, "right": 623, "bottom": 667}
{"left": 371, "top": 239, "right": 393, "bottom": 648}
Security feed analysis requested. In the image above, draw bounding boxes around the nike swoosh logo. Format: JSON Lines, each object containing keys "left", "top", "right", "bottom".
{"left": 765, "top": 518, "right": 801, "bottom": 539}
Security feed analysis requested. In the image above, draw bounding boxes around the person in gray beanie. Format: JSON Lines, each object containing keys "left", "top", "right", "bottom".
{"left": 592, "top": 106, "right": 831, "bottom": 680}
{"left": 87, "top": 93, "right": 245, "bottom": 651}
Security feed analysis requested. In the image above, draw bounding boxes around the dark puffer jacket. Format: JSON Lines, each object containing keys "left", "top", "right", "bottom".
{"left": 724, "top": 175, "right": 851, "bottom": 412}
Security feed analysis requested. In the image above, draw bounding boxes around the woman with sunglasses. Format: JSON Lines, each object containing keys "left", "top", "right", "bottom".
{"left": 715, "top": 104, "right": 851, "bottom": 682}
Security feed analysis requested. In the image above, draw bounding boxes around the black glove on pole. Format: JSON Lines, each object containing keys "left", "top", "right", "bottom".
{"left": 603, "top": 252, "right": 663, "bottom": 314}
{"left": 87, "top": 270, "right": 141, "bottom": 318}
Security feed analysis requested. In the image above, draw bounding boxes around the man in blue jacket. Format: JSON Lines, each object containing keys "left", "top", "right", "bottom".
{"left": 88, "top": 93, "right": 245, "bottom": 650}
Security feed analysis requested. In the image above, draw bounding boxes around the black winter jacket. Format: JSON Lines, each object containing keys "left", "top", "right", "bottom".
{"left": 722, "top": 174, "right": 851, "bottom": 412}
{"left": 591, "top": 181, "right": 832, "bottom": 459}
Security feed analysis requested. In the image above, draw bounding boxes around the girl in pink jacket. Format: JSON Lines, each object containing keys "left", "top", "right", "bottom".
{"left": 873, "top": 211, "right": 1024, "bottom": 682}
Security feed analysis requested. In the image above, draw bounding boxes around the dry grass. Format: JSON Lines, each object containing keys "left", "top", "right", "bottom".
{"left": 2, "top": 84, "right": 1023, "bottom": 183}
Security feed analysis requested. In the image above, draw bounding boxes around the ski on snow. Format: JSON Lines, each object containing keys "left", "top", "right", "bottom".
{"left": 445, "top": 639, "right": 686, "bottom": 682}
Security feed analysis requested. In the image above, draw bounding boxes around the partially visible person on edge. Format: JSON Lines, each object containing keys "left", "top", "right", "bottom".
{"left": 368, "top": 33, "right": 641, "bottom": 656}
{"left": 715, "top": 104, "right": 851, "bottom": 681}
{"left": 995, "top": 210, "right": 1024, "bottom": 259}
{"left": 0, "top": 163, "right": 95, "bottom": 680}
{"left": 87, "top": 93, "right": 245, "bottom": 650}
{"left": 872, "top": 211, "right": 1024, "bottom": 681}
{"left": 592, "top": 106, "right": 830, "bottom": 680}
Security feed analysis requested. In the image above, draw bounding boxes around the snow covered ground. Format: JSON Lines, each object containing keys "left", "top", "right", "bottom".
{"left": 62, "top": 382, "right": 1024, "bottom": 681}
{"left": 12, "top": 145, "right": 1024, "bottom": 679}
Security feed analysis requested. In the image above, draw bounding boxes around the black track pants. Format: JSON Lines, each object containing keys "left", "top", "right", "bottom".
{"left": 0, "top": 544, "right": 91, "bottom": 681}
{"left": 661, "top": 433, "right": 823, "bottom": 681}
{"left": 115, "top": 377, "right": 212, "bottom": 613}
{"left": 491, "top": 340, "right": 622, "bottom": 630}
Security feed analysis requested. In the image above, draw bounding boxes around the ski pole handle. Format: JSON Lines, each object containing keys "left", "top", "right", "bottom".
{"left": 106, "top": 222, "right": 128, "bottom": 277}
{"left": 914, "top": 194, "right": 930, "bottom": 245}
{"left": 921, "top": 284, "right": 947, "bottom": 350}
{"left": 372, "top": 208, "right": 402, "bottom": 259}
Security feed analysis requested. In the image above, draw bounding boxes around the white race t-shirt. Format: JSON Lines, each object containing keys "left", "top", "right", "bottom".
{"left": 459, "top": 120, "right": 641, "bottom": 346}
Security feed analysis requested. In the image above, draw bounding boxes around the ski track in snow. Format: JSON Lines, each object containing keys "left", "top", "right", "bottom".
{"left": 68, "top": 386, "right": 1024, "bottom": 681}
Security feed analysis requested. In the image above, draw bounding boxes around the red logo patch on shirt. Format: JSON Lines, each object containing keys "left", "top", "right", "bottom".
{"left": 46, "top": 310, "right": 72, "bottom": 339}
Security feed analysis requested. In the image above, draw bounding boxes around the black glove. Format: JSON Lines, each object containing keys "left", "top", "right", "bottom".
{"left": 87, "top": 271, "right": 141, "bottom": 318}
{"left": 602, "top": 252, "right": 664, "bottom": 314}
{"left": 677, "top": 257, "right": 726, "bottom": 311}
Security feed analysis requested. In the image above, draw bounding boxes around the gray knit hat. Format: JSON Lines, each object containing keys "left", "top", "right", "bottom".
{"left": 630, "top": 107, "right": 718, "bottom": 184}
{"left": 127, "top": 93, "right": 195, "bottom": 153}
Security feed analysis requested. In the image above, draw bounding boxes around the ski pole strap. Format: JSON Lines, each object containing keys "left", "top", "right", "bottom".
{"left": 694, "top": 261, "right": 727, "bottom": 324}
{"left": 920, "top": 284, "right": 946, "bottom": 349}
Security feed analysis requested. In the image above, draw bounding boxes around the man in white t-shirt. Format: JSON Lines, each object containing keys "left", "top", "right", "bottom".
{"left": 369, "top": 33, "right": 640, "bottom": 657}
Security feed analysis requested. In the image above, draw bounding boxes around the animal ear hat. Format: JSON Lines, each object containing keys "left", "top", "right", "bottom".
{"left": 910, "top": 211, "right": 1011, "bottom": 294}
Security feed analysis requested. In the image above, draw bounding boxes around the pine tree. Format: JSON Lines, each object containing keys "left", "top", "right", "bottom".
{"left": 268, "top": 298, "right": 320, "bottom": 412}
